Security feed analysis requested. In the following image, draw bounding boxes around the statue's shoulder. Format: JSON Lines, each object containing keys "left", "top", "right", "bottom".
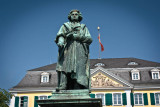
{"left": 81, "top": 23, "right": 86, "bottom": 29}
{"left": 63, "top": 22, "right": 72, "bottom": 30}
{"left": 63, "top": 22, "right": 71, "bottom": 26}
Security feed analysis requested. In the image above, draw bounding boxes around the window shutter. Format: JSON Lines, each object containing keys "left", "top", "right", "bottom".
{"left": 122, "top": 93, "right": 127, "bottom": 105}
{"left": 15, "top": 96, "right": 19, "bottom": 107}
{"left": 150, "top": 93, "right": 155, "bottom": 105}
{"left": 23, "top": 96, "right": 28, "bottom": 107}
{"left": 143, "top": 93, "right": 148, "bottom": 105}
{"left": 105, "top": 93, "right": 112, "bottom": 105}
{"left": 48, "top": 96, "right": 52, "bottom": 99}
{"left": 130, "top": 93, "right": 134, "bottom": 105}
{"left": 34, "top": 96, "right": 38, "bottom": 107}
{"left": 90, "top": 94, "right": 95, "bottom": 98}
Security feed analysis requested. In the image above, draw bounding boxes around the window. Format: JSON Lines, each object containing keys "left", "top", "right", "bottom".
{"left": 37, "top": 96, "right": 49, "bottom": 107}
{"left": 20, "top": 97, "right": 24, "bottom": 107}
{"left": 41, "top": 72, "right": 49, "bottom": 83}
{"left": 113, "top": 93, "right": 122, "bottom": 105}
{"left": 96, "top": 94, "right": 105, "bottom": 105}
{"left": 19, "top": 96, "right": 28, "bottom": 107}
{"left": 39, "top": 96, "right": 47, "bottom": 100}
{"left": 131, "top": 69, "right": 140, "bottom": 80}
{"left": 128, "top": 61, "right": 138, "bottom": 65}
{"left": 134, "top": 93, "right": 143, "bottom": 105}
{"left": 155, "top": 93, "right": 160, "bottom": 105}
{"left": 132, "top": 72, "right": 139, "bottom": 80}
{"left": 151, "top": 68, "right": 160, "bottom": 79}
{"left": 42, "top": 76, "right": 48, "bottom": 82}
{"left": 152, "top": 72, "right": 159, "bottom": 79}
{"left": 95, "top": 63, "right": 105, "bottom": 66}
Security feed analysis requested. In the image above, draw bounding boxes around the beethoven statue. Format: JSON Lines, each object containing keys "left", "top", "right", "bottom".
{"left": 55, "top": 10, "right": 92, "bottom": 91}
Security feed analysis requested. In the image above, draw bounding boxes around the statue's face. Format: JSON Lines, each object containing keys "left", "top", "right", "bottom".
{"left": 71, "top": 11, "right": 79, "bottom": 21}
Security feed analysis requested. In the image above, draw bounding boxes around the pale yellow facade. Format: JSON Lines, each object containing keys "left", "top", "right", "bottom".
{"left": 15, "top": 90, "right": 160, "bottom": 107}
{"left": 132, "top": 90, "right": 160, "bottom": 107}
{"left": 17, "top": 92, "right": 52, "bottom": 107}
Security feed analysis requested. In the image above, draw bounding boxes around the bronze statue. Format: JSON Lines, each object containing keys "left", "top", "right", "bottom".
{"left": 55, "top": 10, "right": 92, "bottom": 91}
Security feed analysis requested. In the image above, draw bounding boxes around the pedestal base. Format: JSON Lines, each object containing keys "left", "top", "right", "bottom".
{"left": 36, "top": 90, "right": 102, "bottom": 107}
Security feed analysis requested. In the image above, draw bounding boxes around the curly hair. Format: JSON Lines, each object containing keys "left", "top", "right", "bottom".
{"left": 68, "top": 9, "right": 83, "bottom": 22}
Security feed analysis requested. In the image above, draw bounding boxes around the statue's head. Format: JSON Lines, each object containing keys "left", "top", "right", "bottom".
{"left": 68, "top": 10, "right": 83, "bottom": 22}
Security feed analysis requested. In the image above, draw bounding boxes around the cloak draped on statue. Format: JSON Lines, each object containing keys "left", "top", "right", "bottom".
{"left": 55, "top": 22, "right": 92, "bottom": 88}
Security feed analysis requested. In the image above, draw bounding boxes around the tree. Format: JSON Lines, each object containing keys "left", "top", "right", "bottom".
{"left": 0, "top": 88, "right": 13, "bottom": 107}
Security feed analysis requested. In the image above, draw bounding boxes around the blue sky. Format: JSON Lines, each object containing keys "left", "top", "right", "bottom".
{"left": 0, "top": 0, "right": 160, "bottom": 90}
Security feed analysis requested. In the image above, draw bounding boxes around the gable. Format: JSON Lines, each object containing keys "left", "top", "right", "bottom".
{"left": 91, "top": 72, "right": 124, "bottom": 88}
{"left": 91, "top": 67, "right": 133, "bottom": 88}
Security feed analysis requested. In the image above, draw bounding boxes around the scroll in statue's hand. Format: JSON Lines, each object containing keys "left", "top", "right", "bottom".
{"left": 57, "top": 36, "right": 64, "bottom": 47}
{"left": 57, "top": 42, "right": 64, "bottom": 47}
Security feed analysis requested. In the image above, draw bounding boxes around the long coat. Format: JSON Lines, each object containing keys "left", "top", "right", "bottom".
{"left": 55, "top": 22, "right": 92, "bottom": 88}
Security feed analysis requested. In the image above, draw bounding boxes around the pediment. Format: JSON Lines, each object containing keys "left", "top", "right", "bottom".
{"left": 91, "top": 72, "right": 124, "bottom": 88}
{"left": 91, "top": 67, "right": 133, "bottom": 88}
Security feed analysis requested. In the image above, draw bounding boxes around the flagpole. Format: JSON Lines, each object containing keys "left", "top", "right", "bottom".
{"left": 98, "top": 26, "right": 101, "bottom": 59}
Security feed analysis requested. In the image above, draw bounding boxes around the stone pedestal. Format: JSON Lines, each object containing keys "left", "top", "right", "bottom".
{"left": 36, "top": 89, "right": 102, "bottom": 107}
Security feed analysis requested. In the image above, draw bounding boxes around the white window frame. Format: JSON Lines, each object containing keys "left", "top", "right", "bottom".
{"left": 39, "top": 96, "right": 48, "bottom": 100}
{"left": 41, "top": 72, "right": 50, "bottom": 83}
{"left": 155, "top": 93, "right": 160, "bottom": 105}
{"left": 95, "top": 93, "right": 105, "bottom": 105}
{"left": 131, "top": 69, "right": 140, "bottom": 80}
{"left": 152, "top": 72, "right": 159, "bottom": 79}
{"left": 134, "top": 93, "right": 144, "bottom": 106}
{"left": 38, "top": 95, "right": 49, "bottom": 107}
{"left": 112, "top": 92, "right": 122, "bottom": 106}
{"left": 95, "top": 63, "right": 105, "bottom": 66}
{"left": 19, "top": 96, "right": 28, "bottom": 107}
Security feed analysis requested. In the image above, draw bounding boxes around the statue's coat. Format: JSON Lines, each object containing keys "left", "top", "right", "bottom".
{"left": 55, "top": 22, "right": 92, "bottom": 88}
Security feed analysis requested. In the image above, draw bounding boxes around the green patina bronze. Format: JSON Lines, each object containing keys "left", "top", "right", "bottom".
{"left": 36, "top": 10, "right": 102, "bottom": 107}
{"left": 55, "top": 9, "right": 92, "bottom": 91}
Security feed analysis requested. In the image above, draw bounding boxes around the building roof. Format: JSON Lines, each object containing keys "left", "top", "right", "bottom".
{"left": 29, "top": 58, "right": 160, "bottom": 71}
{"left": 10, "top": 58, "right": 160, "bottom": 91}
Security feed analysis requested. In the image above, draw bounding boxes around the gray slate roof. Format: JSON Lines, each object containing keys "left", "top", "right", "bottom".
{"left": 29, "top": 58, "right": 160, "bottom": 71}
{"left": 11, "top": 71, "right": 57, "bottom": 90}
{"left": 10, "top": 58, "right": 160, "bottom": 91}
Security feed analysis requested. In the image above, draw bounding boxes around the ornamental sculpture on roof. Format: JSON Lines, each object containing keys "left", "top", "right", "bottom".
{"left": 55, "top": 10, "right": 92, "bottom": 91}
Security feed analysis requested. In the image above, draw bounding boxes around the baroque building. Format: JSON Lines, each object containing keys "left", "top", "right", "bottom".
{"left": 9, "top": 58, "right": 160, "bottom": 107}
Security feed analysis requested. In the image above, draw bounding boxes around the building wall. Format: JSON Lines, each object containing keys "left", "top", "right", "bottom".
{"left": 16, "top": 92, "right": 52, "bottom": 107}
{"left": 132, "top": 89, "right": 160, "bottom": 107}
{"left": 11, "top": 89, "right": 160, "bottom": 107}
{"left": 91, "top": 90, "right": 126, "bottom": 107}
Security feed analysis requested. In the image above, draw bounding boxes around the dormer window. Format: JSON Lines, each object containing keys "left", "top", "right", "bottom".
{"left": 151, "top": 68, "right": 160, "bottom": 80}
{"left": 152, "top": 72, "right": 159, "bottom": 79}
{"left": 42, "top": 76, "right": 48, "bottom": 82}
{"left": 128, "top": 61, "right": 138, "bottom": 65}
{"left": 95, "top": 63, "right": 105, "bottom": 67}
{"left": 131, "top": 69, "right": 140, "bottom": 80}
{"left": 41, "top": 72, "right": 49, "bottom": 83}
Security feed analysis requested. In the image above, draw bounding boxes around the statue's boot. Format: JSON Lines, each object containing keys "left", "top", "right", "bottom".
{"left": 56, "top": 83, "right": 66, "bottom": 90}
{"left": 56, "top": 71, "right": 67, "bottom": 91}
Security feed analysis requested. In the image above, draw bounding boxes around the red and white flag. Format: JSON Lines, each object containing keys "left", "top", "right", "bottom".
{"left": 98, "top": 33, "right": 104, "bottom": 51}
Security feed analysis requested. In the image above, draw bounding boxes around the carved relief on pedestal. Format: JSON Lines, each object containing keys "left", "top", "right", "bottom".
{"left": 91, "top": 72, "right": 123, "bottom": 88}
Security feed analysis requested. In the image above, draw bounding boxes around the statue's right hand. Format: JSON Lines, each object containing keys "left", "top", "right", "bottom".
{"left": 66, "top": 32, "right": 73, "bottom": 38}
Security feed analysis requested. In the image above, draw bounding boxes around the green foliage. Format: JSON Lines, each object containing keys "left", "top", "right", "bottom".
{"left": 0, "top": 88, "right": 13, "bottom": 107}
